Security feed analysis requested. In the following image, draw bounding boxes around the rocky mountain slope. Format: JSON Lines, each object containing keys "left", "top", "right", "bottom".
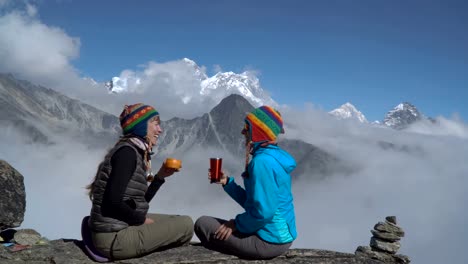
{"left": 0, "top": 73, "right": 120, "bottom": 146}
{"left": 157, "top": 94, "right": 343, "bottom": 179}
{"left": 383, "top": 102, "right": 423, "bottom": 130}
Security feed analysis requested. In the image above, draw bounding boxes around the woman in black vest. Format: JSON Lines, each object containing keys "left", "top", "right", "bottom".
{"left": 86, "top": 103, "right": 193, "bottom": 260}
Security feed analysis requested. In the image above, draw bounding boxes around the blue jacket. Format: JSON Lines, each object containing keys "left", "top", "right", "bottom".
{"left": 223, "top": 144, "right": 297, "bottom": 244}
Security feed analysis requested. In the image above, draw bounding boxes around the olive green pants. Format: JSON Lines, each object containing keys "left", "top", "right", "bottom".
{"left": 92, "top": 213, "right": 194, "bottom": 260}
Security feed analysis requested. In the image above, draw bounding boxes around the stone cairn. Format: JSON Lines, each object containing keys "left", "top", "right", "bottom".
{"left": 355, "top": 216, "right": 410, "bottom": 263}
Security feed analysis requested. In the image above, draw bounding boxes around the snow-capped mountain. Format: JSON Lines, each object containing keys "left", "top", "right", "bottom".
{"left": 383, "top": 102, "right": 423, "bottom": 129}
{"left": 106, "top": 58, "right": 275, "bottom": 107}
{"left": 329, "top": 102, "right": 368, "bottom": 123}
{"left": 182, "top": 58, "right": 208, "bottom": 81}
{"left": 201, "top": 71, "right": 276, "bottom": 107}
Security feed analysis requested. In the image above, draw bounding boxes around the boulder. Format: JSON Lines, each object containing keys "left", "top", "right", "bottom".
{"left": 0, "top": 160, "right": 26, "bottom": 231}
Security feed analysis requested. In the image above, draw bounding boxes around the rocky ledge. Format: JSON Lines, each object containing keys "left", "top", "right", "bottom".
{"left": 0, "top": 239, "right": 384, "bottom": 264}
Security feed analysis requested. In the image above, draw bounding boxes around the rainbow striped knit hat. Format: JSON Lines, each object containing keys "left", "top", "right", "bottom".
{"left": 119, "top": 103, "right": 159, "bottom": 138}
{"left": 245, "top": 106, "right": 284, "bottom": 143}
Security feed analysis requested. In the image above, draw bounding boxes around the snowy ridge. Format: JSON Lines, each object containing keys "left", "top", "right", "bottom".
{"left": 106, "top": 58, "right": 275, "bottom": 107}
{"left": 183, "top": 58, "right": 208, "bottom": 81}
{"left": 383, "top": 102, "right": 422, "bottom": 129}
{"left": 329, "top": 102, "right": 368, "bottom": 123}
{"left": 201, "top": 71, "right": 275, "bottom": 107}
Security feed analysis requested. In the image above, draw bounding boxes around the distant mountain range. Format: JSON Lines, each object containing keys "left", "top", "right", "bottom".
{"left": 103, "top": 58, "right": 431, "bottom": 131}
{"left": 0, "top": 73, "right": 347, "bottom": 179}
{"left": 329, "top": 102, "right": 431, "bottom": 130}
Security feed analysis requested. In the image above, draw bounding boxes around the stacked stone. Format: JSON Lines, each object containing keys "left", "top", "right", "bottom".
{"left": 355, "top": 216, "right": 411, "bottom": 263}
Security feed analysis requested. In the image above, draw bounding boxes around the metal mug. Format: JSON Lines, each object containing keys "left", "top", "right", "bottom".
{"left": 209, "top": 158, "right": 222, "bottom": 183}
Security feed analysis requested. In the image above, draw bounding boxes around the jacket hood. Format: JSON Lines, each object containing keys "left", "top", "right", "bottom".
{"left": 253, "top": 144, "right": 296, "bottom": 174}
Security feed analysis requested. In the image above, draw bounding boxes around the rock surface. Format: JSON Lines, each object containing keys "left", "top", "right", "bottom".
{"left": 385, "top": 216, "right": 397, "bottom": 225}
{"left": 0, "top": 160, "right": 26, "bottom": 231}
{"left": 371, "top": 230, "right": 400, "bottom": 242}
{"left": 13, "top": 229, "right": 42, "bottom": 246}
{"left": 374, "top": 222, "right": 405, "bottom": 237}
{"left": 0, "top": 239, "right": 387, "bottom": 264}
{"left": 370, "top": 237, "right": 401, "bottom": 254}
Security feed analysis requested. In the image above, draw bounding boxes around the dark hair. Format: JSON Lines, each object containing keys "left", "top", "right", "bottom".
{"left": 86, "top": 134, "right": 153, "bottom": 200}
{"left": 85, "top": 136, "right": 132, "bottom": 200}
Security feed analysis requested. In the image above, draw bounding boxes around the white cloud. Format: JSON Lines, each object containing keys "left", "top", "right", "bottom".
{"left": 0, "top": 5, "right": 255, "bottom": 119}
{"left": 0, "top": 5, "right": 271, "bottom": 121}
{"left": 403, "top": 115, "right": 468, "bottom": 139}
{"left": 102, "top": 60, "right": 218, "bottom": 119}
{"left": 0, "top": 8, "right": 80, "bottom": 85}
{"left": 25, "top": 3, "right": 37, "bottom": 17}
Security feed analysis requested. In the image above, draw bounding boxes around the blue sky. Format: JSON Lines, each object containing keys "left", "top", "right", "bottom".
{"left": 4, "top": 0, "right": 468, "bottom": 121}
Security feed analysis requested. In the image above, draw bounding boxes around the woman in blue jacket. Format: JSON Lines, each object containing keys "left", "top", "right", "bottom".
{"left": 195, "top": 106, "right": 297, "bottom": 259}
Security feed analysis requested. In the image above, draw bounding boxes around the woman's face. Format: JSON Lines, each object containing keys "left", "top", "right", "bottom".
{"left": 147, "top": 116, "right": 162, "bottom": 146}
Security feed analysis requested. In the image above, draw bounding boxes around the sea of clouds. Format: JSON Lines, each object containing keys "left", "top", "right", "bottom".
{"left": 1, "top": 2, "right": 468, "bottom": 264}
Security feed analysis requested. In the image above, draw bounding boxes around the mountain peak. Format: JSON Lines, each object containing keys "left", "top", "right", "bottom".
{"left": 383, "top": 102, "right": 422, "bottom": 129}
{"left": 395, "top": 102, "right": 416, "bottom": 111}
{"left": 182, "top": 57, "right": 196, "bottom": 65}
{"left": 200, "top": 70, "right": 276, "bottom": 107}
{"left": 329, "top": 102, "right": 368, "bottom": 123}
{"left": 182, "top": 58, "right": 208, "bottom": 81}
{"left": 210, "top": 94, "right": 254, "bottom": 116}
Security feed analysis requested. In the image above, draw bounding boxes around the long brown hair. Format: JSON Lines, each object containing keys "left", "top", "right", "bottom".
{"left": 85, "top": 136, "right": 136, "bottom": 200}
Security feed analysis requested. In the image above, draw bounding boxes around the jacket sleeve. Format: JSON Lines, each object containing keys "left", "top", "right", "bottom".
{"left": 223, "top": 177, "right": 247, "bottom": 207}
{"left": 145, "top": 177, "right": 165, "bottom": 202}
{"left": 234, "top": 156, "right": 280, "bottom": 234}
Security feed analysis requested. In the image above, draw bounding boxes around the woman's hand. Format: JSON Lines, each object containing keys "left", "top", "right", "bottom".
{"left": 156, "top": 162, "right": 178, "bottom": 180}
{"left": 144, "top": 217, "right": 154, "bottom": 225}
{"left": 214, "top": 219, "right": 236, "bottom": 240}
{"left": 208, "top": 170, "right": 228, "bottom": 185}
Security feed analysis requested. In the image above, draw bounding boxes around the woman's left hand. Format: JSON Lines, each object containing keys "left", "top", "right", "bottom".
{"left": 214, "top": 219, "right": 236, "bottom": 240}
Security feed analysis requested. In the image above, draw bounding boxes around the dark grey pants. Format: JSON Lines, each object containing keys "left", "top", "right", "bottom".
{"left": 194, "top": 216, "right": 292, "bottom": 260}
